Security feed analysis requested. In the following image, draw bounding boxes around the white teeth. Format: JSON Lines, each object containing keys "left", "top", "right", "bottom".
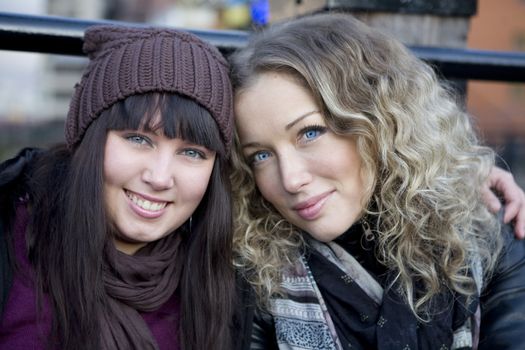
{"left": 126, "top": 191, "right": 167, "bottom": 211}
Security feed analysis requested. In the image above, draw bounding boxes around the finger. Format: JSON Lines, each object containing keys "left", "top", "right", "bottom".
{"left": 515, "top": 226, "right": 525, "bottom": 240}
{"left": 503, "top": 201, "right": 519, "bottom": 224}
{"left": 513, "top": 201, "right": 525, "bottom": 239}
{"left": 502, "top": 188, "right": 525, "bottom": 223}
{"left": 494, "top": 172, "right": 524, "bottom": 224}
{"left": 481, "top": 186, "right": 502, "bottom": 213}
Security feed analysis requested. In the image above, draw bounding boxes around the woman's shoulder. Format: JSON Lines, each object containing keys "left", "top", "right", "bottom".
{"left": 0, "top": 199, "right": 49, "bottom": 346}
{"left": 478, "top": 222, "right": 525, "bottom": 348}
{"left": 0, "top": 147, "right": 44, "bottom": 317}
{"left": 0, "top": 147, "right": 44, "bottom": 259}
{"left": 0, "top": 202, "right": 51, "bottom": 349}
{"left": 483, "top": 222, "right": 525, "bottom": 293}
{"left": 0, "top": 148, "right": 44, "bottom": 186}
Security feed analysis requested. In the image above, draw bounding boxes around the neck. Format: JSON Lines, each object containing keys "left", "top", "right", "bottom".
{"left": 113, "top": 238, "right": 147, "bottom": 255}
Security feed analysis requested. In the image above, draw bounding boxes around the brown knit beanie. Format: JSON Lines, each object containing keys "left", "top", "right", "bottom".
{"left": 65, "top": 24, "right": 233, "bottom": 151}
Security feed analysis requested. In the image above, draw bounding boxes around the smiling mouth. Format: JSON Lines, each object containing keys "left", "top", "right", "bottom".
{"left": 125, "top": 190, "right": 168, "bottom": 212}
{"left": 293, "top": 191, "right": 333, "bottom": 221}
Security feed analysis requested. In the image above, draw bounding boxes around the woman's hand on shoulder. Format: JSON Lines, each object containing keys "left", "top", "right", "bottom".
{"left": 482, "top": 166, "right": 525, "bottom": 239}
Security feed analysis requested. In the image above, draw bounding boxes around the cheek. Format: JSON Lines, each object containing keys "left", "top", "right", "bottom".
{"left": 179, "top": 166, "right": 214, "bottom": 202}
{"left": 103, "top": 160, "right": 123, "bottom": 186}
{"left": 331, "top": 150, "right": 368, "bottom": 205}
{"left": 254, "top": 170, "right": 282, "bottom": 207}
{"left": 103, "top": 155, "right": 138, "bottom": 191}
{"left": 103, "top": 137, "right": 132, "bottom": 186}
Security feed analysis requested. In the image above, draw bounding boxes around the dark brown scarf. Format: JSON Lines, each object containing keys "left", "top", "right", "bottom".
{"left": 100, "top": 232, "right": 184, "bottom": 350}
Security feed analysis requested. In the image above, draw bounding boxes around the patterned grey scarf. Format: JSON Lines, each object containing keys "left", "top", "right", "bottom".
{"left": 268, "top": 239, "right": 481, "bottom": 350}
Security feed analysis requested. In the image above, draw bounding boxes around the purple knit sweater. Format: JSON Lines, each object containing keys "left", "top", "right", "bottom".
{"left": 0, "top": 204, "right": 181, "bottom": 349}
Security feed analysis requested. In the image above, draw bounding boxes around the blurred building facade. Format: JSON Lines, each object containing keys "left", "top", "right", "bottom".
{"left": 466, "top": 0, "right": 525, "bottom": 187}
{"left": 0, "top": 0, "right": 523, "bottom": 187}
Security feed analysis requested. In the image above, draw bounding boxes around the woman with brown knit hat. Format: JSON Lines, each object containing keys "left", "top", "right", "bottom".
{"left": 0, "top": 25, "right": 234, "bottom": 349}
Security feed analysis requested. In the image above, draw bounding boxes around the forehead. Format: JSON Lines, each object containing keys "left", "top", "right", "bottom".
{"left": 235, "top": 73, "right": 320, "bottom": 138}
{"left": 237, "top": 72, "right": 312, "bottom": 104}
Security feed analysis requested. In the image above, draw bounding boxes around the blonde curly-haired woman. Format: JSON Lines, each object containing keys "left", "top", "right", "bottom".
{"left": 230, "top": 13, "right": 525, "bottom": 350}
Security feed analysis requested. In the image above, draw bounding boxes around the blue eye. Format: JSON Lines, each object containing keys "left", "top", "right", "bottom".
{"left": 125, "top": 134, "right": 151, "bottom": 146}
{"left": 304, "top": 129, "right": 320, "bottom": 139}
{"left": 183, "top": 149, "right": 205, "bottom": 159}
{"left": 252, "top": 151, "right": 271, "bottom": 164}
{"left": 299, "top": 125, "right": 326, "bottom": 142}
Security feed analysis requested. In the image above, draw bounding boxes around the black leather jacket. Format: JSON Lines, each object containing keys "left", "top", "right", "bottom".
{"left": 478, "top": 222, "right": 525, "bottom": 349}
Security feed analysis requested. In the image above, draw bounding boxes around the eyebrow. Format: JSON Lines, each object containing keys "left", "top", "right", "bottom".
{"left": 285, "top": 110, "right": 320, "bottom": 130}
{"left": 241, "top": 110, "right": 320, "bottom": 149}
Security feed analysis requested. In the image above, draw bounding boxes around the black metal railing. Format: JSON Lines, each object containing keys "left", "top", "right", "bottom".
{"left": 1, "top": 11, "right": 525, "bottom": 83}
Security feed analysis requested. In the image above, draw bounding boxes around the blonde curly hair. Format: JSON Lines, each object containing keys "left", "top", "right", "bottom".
{"left": 229, "top": 13, "right": 502, "bottom": 318}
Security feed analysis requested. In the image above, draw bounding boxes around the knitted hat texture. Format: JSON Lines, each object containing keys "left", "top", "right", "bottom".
{"left": 65, "top": 25, "right": 233, "bottom": 150}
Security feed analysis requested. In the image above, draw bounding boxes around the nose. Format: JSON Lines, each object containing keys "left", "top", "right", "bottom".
{"left": 279, "top": 152, "right": 312, "bottom": 193}
{"left": 141, "top": 151, "right": 175, "bottom": 190}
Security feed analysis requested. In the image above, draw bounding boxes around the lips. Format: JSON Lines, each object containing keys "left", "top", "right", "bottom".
{"left": 293, "top": 191, "right": 333, "bottom": 221}
{"left": 125, "top": 190, "right": 170, "bottom": 218}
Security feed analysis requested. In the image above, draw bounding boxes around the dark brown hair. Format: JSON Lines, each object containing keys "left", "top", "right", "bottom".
{"left": 28, "top": 92, "right": 234, "bottom": 349}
